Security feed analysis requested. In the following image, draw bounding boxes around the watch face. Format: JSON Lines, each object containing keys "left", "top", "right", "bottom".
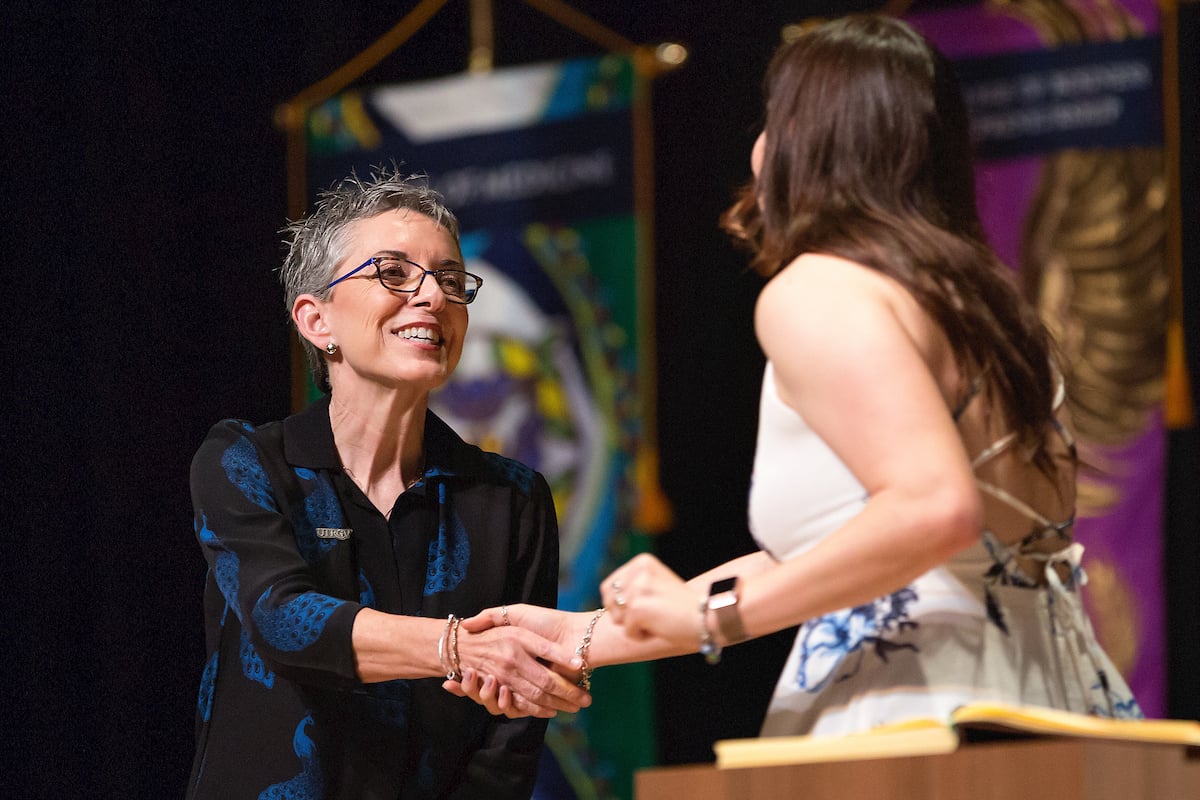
{"left": 710, "top": 577, "right": 738, "bottom": 595}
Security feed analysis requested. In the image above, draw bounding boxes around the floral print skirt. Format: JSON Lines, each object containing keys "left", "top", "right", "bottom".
{"left": 759, "top": 547, "right": 1141, "bottom": 738}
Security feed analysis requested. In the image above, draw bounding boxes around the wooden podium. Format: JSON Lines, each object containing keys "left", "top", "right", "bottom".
{"left": 635, "top": 738, "right": 1200, "bottom": 799}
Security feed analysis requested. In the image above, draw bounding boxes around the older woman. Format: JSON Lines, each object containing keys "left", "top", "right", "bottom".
{"left": 186, "top": 168, "right": 588, "bottom": 800}
{"left": 457, "top": 14, "right": 1140, "bottom": 737}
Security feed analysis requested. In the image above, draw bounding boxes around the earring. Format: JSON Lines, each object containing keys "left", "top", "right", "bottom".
{"left": 325, "top": 342, "right": 339, "bottom": 355}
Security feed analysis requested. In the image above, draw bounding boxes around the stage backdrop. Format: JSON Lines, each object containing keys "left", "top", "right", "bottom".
{"left": 906, "top": 0, "right": 1169, "bottom": 716}
{"left": 305, "top": 54, "right": 656, "bottom": 800}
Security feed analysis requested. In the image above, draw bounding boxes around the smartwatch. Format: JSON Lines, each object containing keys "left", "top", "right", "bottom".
{"left": 707, "top": 577, "right": 747, "bottom": 645}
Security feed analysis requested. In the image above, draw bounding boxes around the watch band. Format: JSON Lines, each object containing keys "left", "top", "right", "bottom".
{"left": 707, "top": 577, "right": 747, "bottom": 644}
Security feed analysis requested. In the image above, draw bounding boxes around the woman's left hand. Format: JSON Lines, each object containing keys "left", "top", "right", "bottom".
{"left": 600, "top": 553, "right": 701, "bottom": 650}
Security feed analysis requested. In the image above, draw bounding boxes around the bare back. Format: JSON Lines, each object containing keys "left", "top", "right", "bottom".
{"left": 883, "top": 273, "right": 1077, "bottom": 578}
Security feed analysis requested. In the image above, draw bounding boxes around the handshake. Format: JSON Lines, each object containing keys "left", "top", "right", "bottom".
{"left": 441, "top": 553, "right": 701, "bottom": 719}
{"left": 440, "top": 603, "right": 597, "bottom": 719}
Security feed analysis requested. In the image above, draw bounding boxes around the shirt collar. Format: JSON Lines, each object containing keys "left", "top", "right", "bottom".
{"left": 281, "top": 392, "right": 488, "bottom": 480}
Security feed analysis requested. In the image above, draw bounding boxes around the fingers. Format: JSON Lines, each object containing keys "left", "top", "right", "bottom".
{"left": 496, "top": 683, "right": 514, "bottom": 712}
{"left": 601, "top": 552, "right": 665, "bottom": 623}
{"left": 601, "top": 553, "right": 693, "bottom": 642}
{"left": 542, "top": 668, "right": 592, "bottom": 711}
{"left": 457, "top": 626, "right": 592, "bottom": 713}
{"left": 527, "top": 630, "right": 585, "bottom": 674}
{"left": 447, "top": 668, "right": 493, "bottom": 712}
{"left": 444, "top": 668, "right": 558, "bottom": 719}
{"left": 464, "top": 608, "right": 581, "bottom": 672}
{"left": 477, "top": 671, "right": 500, "bottom": 713}
{"left": 501, "top": 688, "right": 558, "bottom": 719}
{"left": 503, "top": 660, "right": 589, "bottom": 713}
{"left": 549, "top": 659, "right": 585, "bottom": 680}
{"left": 447, "top": 606, "right": 604, "bottom": 718}
{"left": 459, "top": 608, "right": 502, "bottom": 633}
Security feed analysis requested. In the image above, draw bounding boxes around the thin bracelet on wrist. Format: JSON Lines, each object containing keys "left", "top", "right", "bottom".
{"left": 439, "top": 614, "right": 463, "bottom": 680}
{"left": 698, "top": 598, "right": 722, "bottom": 665}
{"left": 438, "top": 614, "right": 455, "bottom": 678}
{"left": 576, "top": 608, "right": 606, "bottom": 691}
{"left": 448, "top": 616, "right": 463, "bottom": 681}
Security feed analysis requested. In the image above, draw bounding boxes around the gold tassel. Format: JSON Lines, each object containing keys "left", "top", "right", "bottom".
{"left": 633, "top": 447, "right": 673, "bottom": 533}
{"left": 1165, "top": 318, "right": 1194, "bottom": 429}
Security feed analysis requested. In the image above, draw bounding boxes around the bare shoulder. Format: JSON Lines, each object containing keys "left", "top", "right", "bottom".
{"left": 755, "top": 254, "right": 956, "bottom": 403}
{"left": 755, "top": 254, "right": 916, "bottom": 351}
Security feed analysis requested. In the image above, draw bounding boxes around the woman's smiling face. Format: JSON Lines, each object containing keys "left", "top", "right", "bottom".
{"left": 321, "top": 209, "right": 468, "bottom": 393}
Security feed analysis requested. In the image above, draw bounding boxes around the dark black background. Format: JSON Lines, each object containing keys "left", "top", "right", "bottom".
{"left": 6, "top": 2, "right": 1197, "bottom": 797}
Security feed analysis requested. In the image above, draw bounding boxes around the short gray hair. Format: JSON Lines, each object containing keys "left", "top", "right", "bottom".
{"left": 279, "top": 166, "right": 461, "bottom": 392}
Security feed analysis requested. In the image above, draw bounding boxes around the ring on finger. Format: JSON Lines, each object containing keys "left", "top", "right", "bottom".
{"left": 500, "top": 605, "right": 511, "bottom": 626}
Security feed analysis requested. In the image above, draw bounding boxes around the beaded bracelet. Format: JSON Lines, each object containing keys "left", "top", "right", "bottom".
{"left": 575, "top": 608, "right": 606, "bottom": 691}
{"left": 698, "top": 598, "right": 722, "bottom": 665}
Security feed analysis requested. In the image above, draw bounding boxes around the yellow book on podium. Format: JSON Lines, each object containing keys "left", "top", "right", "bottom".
{"left": 713, "top": 703, "right": 1200, "bottom": 769}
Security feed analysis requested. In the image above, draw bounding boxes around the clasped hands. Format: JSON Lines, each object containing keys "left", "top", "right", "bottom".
{"left": 445, "top": 553, "right": 698, "bottom": 718}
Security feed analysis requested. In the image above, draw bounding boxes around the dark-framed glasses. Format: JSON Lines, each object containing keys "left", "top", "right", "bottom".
{"left": 326, "top": 256, "right": 483, "bottom": 304}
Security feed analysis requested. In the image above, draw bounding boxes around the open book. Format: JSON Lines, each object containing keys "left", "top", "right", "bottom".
{"left": 713, "top": 703, "right": 1200, "bottom": 769}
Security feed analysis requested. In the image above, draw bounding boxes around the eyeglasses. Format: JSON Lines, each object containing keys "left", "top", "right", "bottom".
{"left": 326, "top": 256, "right": 483, "bottom": 304}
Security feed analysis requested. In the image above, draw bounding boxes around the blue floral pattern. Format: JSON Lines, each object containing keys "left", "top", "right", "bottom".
{"left": 1104, "top": 695, "right": 1145, "bottom": 720}
{"left": 795, "top": 587, "right": 919, "bottom": 693}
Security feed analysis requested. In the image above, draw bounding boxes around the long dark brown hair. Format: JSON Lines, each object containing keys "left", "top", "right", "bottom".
{"left": 723, "top": 14, "right": 1059, "bottom": 468}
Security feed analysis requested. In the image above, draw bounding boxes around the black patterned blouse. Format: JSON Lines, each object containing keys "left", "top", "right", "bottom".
{"left": 186, "top": 395, "right": 559, "bottom": 800}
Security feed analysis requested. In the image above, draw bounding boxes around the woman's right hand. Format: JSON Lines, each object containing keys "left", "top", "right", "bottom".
{"left": 466, "top": 605, "right": 579, "bottom": 653}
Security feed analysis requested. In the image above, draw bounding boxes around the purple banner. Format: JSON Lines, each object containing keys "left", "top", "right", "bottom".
{"left": 909, "top": 1, "right": 1168, "bottom": 717}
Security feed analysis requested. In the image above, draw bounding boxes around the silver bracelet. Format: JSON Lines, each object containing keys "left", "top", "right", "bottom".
{"left": 438, "top": 614, "right": 460, "bottom": 680}
{"left": 699, "top": 598, "right": 721, "bottom": 665}
{"left": 575, "top": 608, "right": 606, "bottom": 691}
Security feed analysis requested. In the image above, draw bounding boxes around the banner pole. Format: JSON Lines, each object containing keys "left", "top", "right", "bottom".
{"left": 1161, "top": 0, "right": 1194, "bottom": 427}
{"left": 469, "top": 0, "right": 495, "bottom": 72}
